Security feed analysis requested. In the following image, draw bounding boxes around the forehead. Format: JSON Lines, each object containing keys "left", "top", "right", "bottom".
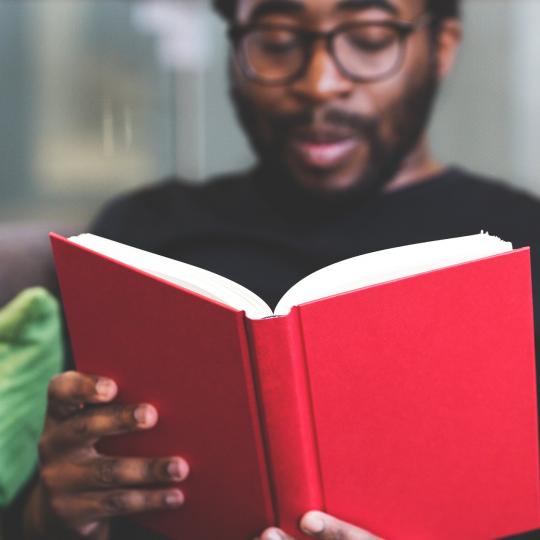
{"left": 236, "top": 0, "right": 426, "bottom": 22}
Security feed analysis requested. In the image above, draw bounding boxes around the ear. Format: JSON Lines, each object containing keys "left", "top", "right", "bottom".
{"left": 435, "top": 18, "right": 463, "bottom": 80}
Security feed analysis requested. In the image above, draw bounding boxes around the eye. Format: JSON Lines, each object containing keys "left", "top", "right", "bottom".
{"left": 261, "top": 40, "right": 298, "bottom": 55}
{"left": 253, "top": 29, "right": 300, "bottom": 55}
{"left": 345, "top": 26, "right": 396, "bottom": 53}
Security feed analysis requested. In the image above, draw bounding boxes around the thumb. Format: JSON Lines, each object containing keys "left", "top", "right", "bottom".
{"left": 300, "top": 511, "right": 383, "bottom": 540}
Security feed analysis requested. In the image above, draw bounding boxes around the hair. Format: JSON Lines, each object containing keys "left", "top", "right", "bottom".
{"left": 212, "top": 0, "right": 462, "bottom": 26}
{"left": 426, "top": 0, "right": 462, "bottom": 25}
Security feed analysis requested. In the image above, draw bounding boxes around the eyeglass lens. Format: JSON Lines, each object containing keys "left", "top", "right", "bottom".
{"left": 240, "top": 24, "right": 403, "bottom": 83}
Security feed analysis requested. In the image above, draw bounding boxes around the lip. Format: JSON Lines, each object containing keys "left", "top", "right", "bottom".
{"left": 289, "top": 135, "right": 359, "bottom": 169}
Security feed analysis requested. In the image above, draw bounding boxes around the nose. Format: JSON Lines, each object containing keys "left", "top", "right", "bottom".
{"left": 290, "top": 42, "right": 354, "bottom": 104}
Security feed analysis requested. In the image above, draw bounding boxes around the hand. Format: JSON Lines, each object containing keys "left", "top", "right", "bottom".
{"left": 256, "top": 511, "right": 383, "bottom": 540}
{"left": 25, "top": 371, "right": 189, "bottom": 540}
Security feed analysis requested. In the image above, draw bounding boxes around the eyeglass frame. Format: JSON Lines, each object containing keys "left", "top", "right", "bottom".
{"left": 228, "top": 13, "right": 432, "bottom": 86}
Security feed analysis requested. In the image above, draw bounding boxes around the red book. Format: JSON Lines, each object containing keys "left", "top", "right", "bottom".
{"left": 51, "top": 232, "right": 540, "bottom": 540}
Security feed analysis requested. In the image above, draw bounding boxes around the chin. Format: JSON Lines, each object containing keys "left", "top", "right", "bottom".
{"left": 298, "top": 174, "right": 361, "bottom": 192}
{"left": 290, "top": 161, "right": 368, "bottom": 193}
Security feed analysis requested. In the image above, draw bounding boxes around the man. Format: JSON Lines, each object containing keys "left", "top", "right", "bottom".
{"left": 12, "top": 0, "right": 540, "bottom": 539}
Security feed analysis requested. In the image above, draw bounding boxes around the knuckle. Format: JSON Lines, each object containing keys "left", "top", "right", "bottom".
{"left": 93, "top": 459, "right": 119, "bottom": 487}
{"left": 40, "top": 466, "right": 57, "bottom": 493}
{"left": 48, "top": 371, "right": 90, "bottom": 406}
{"left": 64, "top": 403, "right": 85, "bottom": 417}
{"left": 101, "top": 404, "right": 135, "bottom": 434}
{"left": 120, "top": 405, "right": 138, "bottom": 429}
{"left": 51, "top": 370, "right": 76, "bottom": 390}
{"left": 146, "top": 458, "right": 168, "bottom": 482}
{"left": 71, "top": 415, "right": 90, "bottom": 437}
{"left": 102, "top": 492, "right": 128, "bottom": 514}
{"left": 102, "top": 491, "right": 141, "bottom": 515}
{"left": 37, "top": 432, "right": 65, "bottom": 465}
{"left": 50, "top": 495, "right": 69, "bottom": 521}
{"left": 37, "top": 436, "right": 50, "bottom": 463}
{"left": 94, "top": 405, "right": 134, "bottom": 435}
{"left": 152, "top": 491, "right": 170, "bottom": 509}
{"left": 55, "top": 371, "right": 95, "bottom": 401}
{"left": 72, "top": 376, "right": 89, "bottom": 401}
{"left": 47, "top": 373, "right": 65, "bottom": 398}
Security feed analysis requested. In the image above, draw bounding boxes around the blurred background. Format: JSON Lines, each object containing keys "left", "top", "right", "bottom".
{"left": 1, "top": 0, "right": 539, "bottom": 227}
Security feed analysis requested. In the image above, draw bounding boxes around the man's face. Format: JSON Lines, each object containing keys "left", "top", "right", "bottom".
{"left": 230, "top": 0, "right": 451, "bottom": 193}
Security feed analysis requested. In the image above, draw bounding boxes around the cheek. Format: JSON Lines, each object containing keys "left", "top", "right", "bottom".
{"left": 401, "top": 32, "right": 434, "bottom": 84}
{"left": 348, "top": 78, "right": 406, "bottom": 127}
{"left": 233, "top": 62, "right": 289, "bottom": 113}
{"left": 364, "top": 38, "right": 433, "bottom": 124}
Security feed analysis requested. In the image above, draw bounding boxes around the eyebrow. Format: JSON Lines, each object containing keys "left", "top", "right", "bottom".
{"left": 247, "top": 0, "right": 399, "bottom": 23}
{"left": 336, "top": 0, "right": 399, "bottom": 16}
{"left": 248, "top": 0, "right": 304, "bottom": 22}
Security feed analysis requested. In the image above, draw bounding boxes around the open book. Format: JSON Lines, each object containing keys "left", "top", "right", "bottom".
{"left": 51, "top": 232, "right": 540, "bottom": 540}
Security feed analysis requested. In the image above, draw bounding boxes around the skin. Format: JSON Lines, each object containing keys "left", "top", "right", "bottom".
{"left": 25, "top": 1, "right": 461, "bottom": 539}
{"left": 255, "top": 511, "right": 383, "bottom": 540}
{"left": 233, "top": 0, "right": 461, "bottom": 194}
{"left": 24, "top": 372, "right": 189, "bottom": 539}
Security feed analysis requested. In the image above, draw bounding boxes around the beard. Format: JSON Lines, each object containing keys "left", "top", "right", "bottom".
{"left": 229, "top": 57, "right": 440, "bottom": 198}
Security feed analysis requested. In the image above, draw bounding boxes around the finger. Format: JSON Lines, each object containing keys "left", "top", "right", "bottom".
{"left": 256, "top": 527, "right": 297, "bottom": 540}
{"left": 42, "top": 403, "right": 157, "bottom": 456}
{"left": 86, "top": 455, "right": 190, "bottom": 490}
{"left": 300, "top": 512, "right": 383, "bottom": 540}
{"left": 75, "top": 522, "right": 103, "bottom": 538}
{"left": 47, "top": 456, "right": 189, "bottom": 491}
{"left": 47, "top": 372, "right": 117, "bottom": 420}
{"left": 54, "top": 488, "right": 185, "bottom": 526}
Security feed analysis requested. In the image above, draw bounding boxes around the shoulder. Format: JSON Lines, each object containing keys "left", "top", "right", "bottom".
{"left": 445, "top": 167, "right": 538, "bottom": 205}
{"left": 443, "top": 167, "right": 540, "bottom": 217}
{"left": 446, "top": 167, "right": 540, "bottom": 246}
{"left": 89, "top": 172, "right": 254, "bottom": 247}
{"left": 89, "top": 178, "right": 193, "bottom": 245}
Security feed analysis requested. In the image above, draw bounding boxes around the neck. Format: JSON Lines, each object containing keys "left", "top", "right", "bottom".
{"left": 383, "top": 135, "right": 444, "bottom": 193}
{"left": 254, "top": 134, "right": 445, "bottom": 213}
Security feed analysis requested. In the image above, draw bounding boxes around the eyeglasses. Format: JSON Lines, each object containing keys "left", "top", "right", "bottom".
{"left": 229, "top": 14, "right": 431, "bottom": 86}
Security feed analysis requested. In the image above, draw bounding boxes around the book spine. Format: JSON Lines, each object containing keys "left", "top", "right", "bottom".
{"left": 247, "top": 309, "right": 323, "bottom": 538}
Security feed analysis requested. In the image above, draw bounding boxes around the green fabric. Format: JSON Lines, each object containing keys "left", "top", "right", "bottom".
{"left": 0, "top": 288, "right": 62, "bottom": 507}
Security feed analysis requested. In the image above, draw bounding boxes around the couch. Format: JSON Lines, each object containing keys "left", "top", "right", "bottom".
{"left": 0, "top": 222, "right": 81, "bottom": 306}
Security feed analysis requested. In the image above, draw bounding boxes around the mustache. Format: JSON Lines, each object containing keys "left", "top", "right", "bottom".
{"left": 271, "top": 108, "right": 378, "bottom": 136}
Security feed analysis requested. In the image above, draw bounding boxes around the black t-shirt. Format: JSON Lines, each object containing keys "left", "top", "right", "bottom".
{"left": 91, "top": 165, "right": 540, "bottom": 329}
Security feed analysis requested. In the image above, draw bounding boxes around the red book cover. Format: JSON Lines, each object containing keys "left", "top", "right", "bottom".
{"left": 294, "top": 247, "right": 540, "bottom": 539}
{"left": 50, "top": 234, "right": 275, "bottom": 540}
{"left": 51, "top": 233, "right": 540, "bottom": 540}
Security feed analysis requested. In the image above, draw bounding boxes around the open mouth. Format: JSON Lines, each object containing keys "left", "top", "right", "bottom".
{"left": 288, "top": 129, "right": 360, "bottom": 169}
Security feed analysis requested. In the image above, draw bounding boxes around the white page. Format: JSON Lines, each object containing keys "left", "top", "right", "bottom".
{"left": 70, "top": 233, "right": 512, "bottom": 320}
{"left": 69, "top": 234, "right": 274, "bottom": 319}
{"left": 274, "top": 233, "right": 513, "bottom": 315}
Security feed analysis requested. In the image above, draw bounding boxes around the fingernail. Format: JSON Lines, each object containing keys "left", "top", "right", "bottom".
{"left": 165, "top": 490, "right": 184, "bottom": 506}
{"left": 301, "top": 512, "right": 325, "bottom": 534}
{"left": 134, "top": 405, "right": 157, "bottom": 427}
{"left": 95, "top": 379, "right": 116, "bottom": 400}
{"left": 168, "top": 459, "right": 189, "bottom": 480}
{"left": 264, "top": 528, "right": 283, "bottom": 540}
